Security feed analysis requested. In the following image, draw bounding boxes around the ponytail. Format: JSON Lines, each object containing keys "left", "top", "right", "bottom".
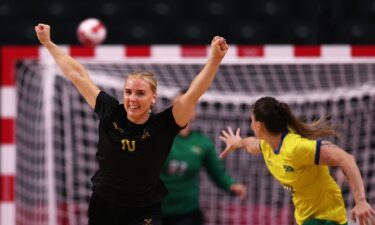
{"left": 253, "top": 97, "right": 338, "bottom": 139}
{"left": 277, "top": 102, "right": 338, "bottom": 139}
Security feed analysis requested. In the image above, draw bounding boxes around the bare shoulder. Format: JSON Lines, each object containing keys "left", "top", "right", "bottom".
{"left": 319, "top": 140, "right": 348, "bottom": 166}
{"left": 321, "top": 140, "right": 340, "bottom": 148}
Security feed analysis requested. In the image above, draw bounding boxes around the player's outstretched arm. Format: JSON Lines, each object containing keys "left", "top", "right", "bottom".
{"left": 219, "top": 127, "right": 261, "bottom": 159}
{"left": 35, "top": 23, "right": 100, "bottom": 109}
{"left": 319, "top": 141, "right": 375, "bottom": 225}
{"left": 172, "top": 36, "right": 228, "bottom": 127}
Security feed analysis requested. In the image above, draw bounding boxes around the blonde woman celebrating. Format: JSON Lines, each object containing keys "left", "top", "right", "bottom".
{"left": 35, "top": 23, "right": 228, "bottom": 225}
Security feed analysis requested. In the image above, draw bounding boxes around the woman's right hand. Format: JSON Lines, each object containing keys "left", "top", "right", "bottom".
{"left": 35, "top": 24, "right": 52, "bottom": 45}
{"left": 219, "top": 127, "right": 243, "bottom": 159}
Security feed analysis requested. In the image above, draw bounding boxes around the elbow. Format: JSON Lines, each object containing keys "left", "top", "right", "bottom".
{"left": 67, "top": 69, "right": 88, "bottom": 82}
{"left": 338, "top": 152, "right": 356, "bottom": 170}
{"left": 345, "top": 153, "right": 356, "bottom": 164}
{"left": 64, "top": 62, "right": 86, "bottom": 78}
{"left": 68, "top": 73, "right": 82, "bottom": 83}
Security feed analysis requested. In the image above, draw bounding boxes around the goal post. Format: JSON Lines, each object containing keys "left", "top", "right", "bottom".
{"left": 2, "top": 45, "right": 375, "bottom": 225}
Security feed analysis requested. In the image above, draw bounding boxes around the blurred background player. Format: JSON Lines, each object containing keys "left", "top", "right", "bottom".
{"left": 160, "top": 90, "right": 247, "bottom": 225}
{"left": 35, "top": 23, "right": 229, "bottom": 225}
{"left": 219, "top": 96, "right": 375, "bottom": 225}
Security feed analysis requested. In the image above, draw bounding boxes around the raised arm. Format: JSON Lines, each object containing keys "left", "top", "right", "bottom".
{"left": 35, "top": 24, "right": 100, "bottom": 109}
{"left": 319, "top": 141, "right": 375, "bottom": 225}
{"left": 172, "top": 36, "right": 228, "bottom": 127}
{"left": 219, "top": 127, "right": 261, "bottom": 159}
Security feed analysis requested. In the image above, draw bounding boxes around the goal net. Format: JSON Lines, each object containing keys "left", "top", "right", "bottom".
{"left": 15, "top": 56, "right": 375, "bottom": 225}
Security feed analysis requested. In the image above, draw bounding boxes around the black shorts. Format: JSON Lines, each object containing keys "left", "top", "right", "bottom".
{"left": 88, "top": 193, "right": 162, "bottom": 225}
{"left": 162, "top": 209, "right": 204, "bottom": 225}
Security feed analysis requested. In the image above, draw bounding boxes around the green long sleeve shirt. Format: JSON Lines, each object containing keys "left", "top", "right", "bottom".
{"left": 160, "top": 131, "right": 236, "bottom": 216}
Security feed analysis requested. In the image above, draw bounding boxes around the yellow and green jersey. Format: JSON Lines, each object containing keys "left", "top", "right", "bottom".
{"left": 260, "top": 131, "right": 347, "bottom": 225}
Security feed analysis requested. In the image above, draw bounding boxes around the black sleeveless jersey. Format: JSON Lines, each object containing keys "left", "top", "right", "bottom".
{"left": 92, "top": 91, "right": 182, "bottom": 207}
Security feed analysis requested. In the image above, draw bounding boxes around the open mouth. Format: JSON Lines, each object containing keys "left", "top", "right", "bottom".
{"left": 128, "top": 105, "right": 140, "bottom": 112}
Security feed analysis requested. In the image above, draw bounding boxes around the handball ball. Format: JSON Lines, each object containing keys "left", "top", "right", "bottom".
{"left": 77, "top": 18, "right": 107, "bottom": 46}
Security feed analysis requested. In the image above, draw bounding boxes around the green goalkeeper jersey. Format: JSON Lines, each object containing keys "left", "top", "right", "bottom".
{"left": 160, "top": 131, "right": 236, "bottom": 216}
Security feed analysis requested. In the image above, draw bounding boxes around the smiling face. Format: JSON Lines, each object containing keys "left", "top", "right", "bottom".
{"left": 123, "top": 77, "right": 156, "bottom": 124}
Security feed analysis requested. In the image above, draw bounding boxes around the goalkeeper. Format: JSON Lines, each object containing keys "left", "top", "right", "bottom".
{"left": 219, "top": 97, "right": 375, "bottom": 225}
{"left": 35, "top": 23, "right": 229, "bottom": 225}
{"left": 160, "top": 91, "right": 247, "bottom": 225}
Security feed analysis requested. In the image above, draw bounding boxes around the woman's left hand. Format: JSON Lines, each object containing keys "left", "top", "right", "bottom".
{"left": 210, "top": 36, "right": 228, "bottom": 61}
{"left": 230, "top": 183, "right": 247, "bottom": 199}
{"left": 351, "top": 200, "right": 375, "bottom": 225}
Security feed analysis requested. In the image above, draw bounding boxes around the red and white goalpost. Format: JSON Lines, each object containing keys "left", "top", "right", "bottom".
{"left": 1, "top": 45, "right": 375, "bottom": 225}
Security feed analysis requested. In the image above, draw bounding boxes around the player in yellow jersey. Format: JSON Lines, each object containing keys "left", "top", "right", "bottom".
{"left": 219, "top": 96, "right": 375, "bottom": 225}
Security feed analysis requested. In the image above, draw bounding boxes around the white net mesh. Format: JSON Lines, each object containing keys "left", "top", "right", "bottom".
{"left": 15, "top": 61, "right": 48, "bottom": 225}
{"left": 15, "top": 58, "right": 375, "bottom": 225}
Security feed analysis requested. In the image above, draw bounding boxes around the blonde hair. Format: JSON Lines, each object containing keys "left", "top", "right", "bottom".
{"left": 126, "top": 71, "right": 158, "bottom": 93}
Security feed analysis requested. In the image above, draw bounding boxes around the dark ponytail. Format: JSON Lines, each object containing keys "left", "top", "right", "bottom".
{"left": 253, "top": 97, "right": 337, "bottom": 139}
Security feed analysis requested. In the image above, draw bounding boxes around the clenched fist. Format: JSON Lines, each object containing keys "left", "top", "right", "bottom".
{"left": 35, "top": 24, "right": 52, "bottom": 46}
